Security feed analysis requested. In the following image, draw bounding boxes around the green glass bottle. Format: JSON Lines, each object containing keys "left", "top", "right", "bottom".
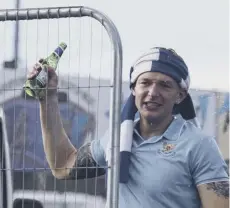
{"left": 23, "top": 42, "right": 67, "bottom": 100}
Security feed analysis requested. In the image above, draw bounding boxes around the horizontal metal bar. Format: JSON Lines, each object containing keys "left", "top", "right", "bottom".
{"left": 0, "top": 6, "right": 102, "bottom": 22}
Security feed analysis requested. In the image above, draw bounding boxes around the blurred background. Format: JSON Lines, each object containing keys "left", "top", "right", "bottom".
{"left": 0, "top": 0, "right": 229, "bottom": 207}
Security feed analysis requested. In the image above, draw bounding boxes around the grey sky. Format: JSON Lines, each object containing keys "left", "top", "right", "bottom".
{"left": 0, "top": 0, "right": 229, "bottom": 91}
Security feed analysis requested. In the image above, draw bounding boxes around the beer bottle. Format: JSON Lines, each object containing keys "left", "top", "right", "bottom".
{"left": 23, "top": 42, "right": 67, "bottom": 100}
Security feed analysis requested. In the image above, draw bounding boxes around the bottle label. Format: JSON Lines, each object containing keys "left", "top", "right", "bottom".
{"left": 54, "top": 46, "right": 64, "bottom": 57}
{"left": 36, "top": 68, "right": 47, "bottom": 86}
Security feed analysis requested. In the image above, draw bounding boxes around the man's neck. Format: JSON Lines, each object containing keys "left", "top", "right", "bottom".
{"left": 138, "top": 115, "right": 174, "bottom": 140}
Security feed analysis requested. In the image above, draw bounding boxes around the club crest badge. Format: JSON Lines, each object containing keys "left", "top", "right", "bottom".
{"left": 158, "top": 141, "right": 176, "bottom": 156}
{"left": 162, "top": 142, "right": 176, "bottom": 152}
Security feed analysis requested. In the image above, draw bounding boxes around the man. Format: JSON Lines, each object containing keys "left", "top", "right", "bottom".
{"left": 28, "top": 47, "right": 229, "bottom": 208}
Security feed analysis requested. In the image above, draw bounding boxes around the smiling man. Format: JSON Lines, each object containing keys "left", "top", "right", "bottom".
{"left": 31, "top": 47, "right": 229, "bottom": 208}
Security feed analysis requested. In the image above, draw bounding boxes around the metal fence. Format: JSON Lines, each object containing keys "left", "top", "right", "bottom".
{"left": 0, "top": 6, "right": 123, "bottom": 208}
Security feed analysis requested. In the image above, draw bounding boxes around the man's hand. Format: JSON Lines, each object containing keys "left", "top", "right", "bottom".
{"left": 27, "top": 58, "right": 58, "bottom": 99}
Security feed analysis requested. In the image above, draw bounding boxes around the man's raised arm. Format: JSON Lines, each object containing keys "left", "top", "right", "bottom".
{"left": 28, "top": 61, "right": 105, "bottom": 180}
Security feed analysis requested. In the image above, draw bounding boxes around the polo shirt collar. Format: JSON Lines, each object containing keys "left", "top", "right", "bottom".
{"left": 133, "top": 114, "right": 186, "bottom": 142}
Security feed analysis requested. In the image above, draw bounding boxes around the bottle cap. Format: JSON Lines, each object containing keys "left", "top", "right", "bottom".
{"left": 59, "top": 42, "right": 67, "bottom": 51}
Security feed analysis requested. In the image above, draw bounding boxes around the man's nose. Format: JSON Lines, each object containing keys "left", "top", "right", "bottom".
{"left": 147, "top": 83, "right": 159, "bottom": 97}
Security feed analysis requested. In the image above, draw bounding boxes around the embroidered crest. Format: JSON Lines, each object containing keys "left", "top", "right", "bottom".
{"left": 162, "top": 141, "right": 176, "bottom": 153}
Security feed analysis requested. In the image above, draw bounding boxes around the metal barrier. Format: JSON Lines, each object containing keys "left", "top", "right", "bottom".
{"left": 0, "top": 6, "right": 123, "bottom": 208}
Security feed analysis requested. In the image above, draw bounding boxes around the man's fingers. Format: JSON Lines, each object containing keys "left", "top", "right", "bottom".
{"left": 27, "top": 62, "right": 42, "bottom": 79}
{"left": 34, "top": 62, "right": 42, "bottom": 70}
{"left": 27, "top": 59, "right": 56, "bottom": 81}
{"left": 27, "top": 68, "right": 39, "bottom": 79}
{"left": 38, "top": 58, "right": 45, "bottom": 64}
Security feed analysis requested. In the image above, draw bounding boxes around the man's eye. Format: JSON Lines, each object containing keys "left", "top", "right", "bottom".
{"left": 140, "top": 81, "right": 148, "bottom": 85}
{"left": 160, "top": 82, "right": 171, "bottom": 88}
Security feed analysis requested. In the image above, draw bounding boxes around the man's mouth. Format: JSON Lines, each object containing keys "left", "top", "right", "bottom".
{"left": 143, "top": 101, "right": 162, "bottom": 109}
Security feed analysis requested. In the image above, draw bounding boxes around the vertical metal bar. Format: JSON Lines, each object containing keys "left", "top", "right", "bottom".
{"left": 110, "top": 41, "right": 122, "bottom": 208}
{"left": 0, "top": 108, "right": 13, "bottom": 208}
{"left": 14, "top": 0, "right": 20, "bottom": 69}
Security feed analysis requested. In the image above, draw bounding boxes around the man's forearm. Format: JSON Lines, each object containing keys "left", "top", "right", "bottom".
{"left": 39, "top": 95, "right": 77, "bottom": 178}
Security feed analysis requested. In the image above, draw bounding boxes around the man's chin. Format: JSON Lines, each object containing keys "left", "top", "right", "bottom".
{"left": 143, "top": 113, "right": 162, "bottom": 123}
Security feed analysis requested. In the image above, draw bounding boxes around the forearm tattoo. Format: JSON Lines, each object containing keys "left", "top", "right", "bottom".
{"left": 206, "top": 181, "right": 229, "bottom": 198}
{"left": 68, "top": 143, "right": 106, "bottom": 180}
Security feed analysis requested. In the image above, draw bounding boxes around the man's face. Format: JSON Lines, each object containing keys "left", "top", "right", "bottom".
{"left": 132, "top": 71, "right": 186, "bottom": 123}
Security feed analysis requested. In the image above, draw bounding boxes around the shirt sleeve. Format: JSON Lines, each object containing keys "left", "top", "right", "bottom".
{"left": 67, "top": 142, "right": 105, "bottom": 180}
{"left": 190, "top": 136, "right": 229, "bottom": 186}
{"left": 90, "top": 129, "right": 110, "bottom": 167}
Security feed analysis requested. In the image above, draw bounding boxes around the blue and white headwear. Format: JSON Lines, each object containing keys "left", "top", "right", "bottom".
{"left": 118, "top": 47, "right": 199, "bottom": 183}
{"left": 130, "top": 47, "right": 190, "bottom": 90}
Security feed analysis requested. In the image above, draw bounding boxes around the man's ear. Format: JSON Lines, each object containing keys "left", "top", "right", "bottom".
{"left": 131, "top": 87, "right": 136, "bottom": 96}
{"left": 176, "top": 90, "right": 187, "bottom": 104}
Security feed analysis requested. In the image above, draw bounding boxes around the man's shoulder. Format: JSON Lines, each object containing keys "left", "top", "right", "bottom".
{"left": 181, "top": 118, "right": 217, "bottom": 149}
{"left": 165, "top": 115, "right": 207, "bottom": 144}
{"left": 183, "top": 119, "right": 206, "bottom": 137}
